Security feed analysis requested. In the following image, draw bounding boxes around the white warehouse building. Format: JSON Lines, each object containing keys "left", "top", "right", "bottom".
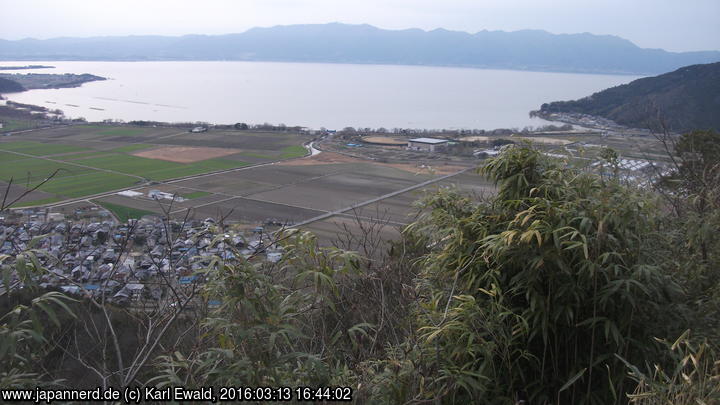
{"left": 407, "top": 137, "right": 448, "bottom": 152}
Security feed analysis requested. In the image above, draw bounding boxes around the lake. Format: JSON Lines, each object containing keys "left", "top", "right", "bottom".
{"left": 0, "top": 61, "right": 640, "bottom": 130}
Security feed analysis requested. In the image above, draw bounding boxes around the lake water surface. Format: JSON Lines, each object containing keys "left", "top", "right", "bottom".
{"left": 1, "top": 61, "right": 640, "bottom": 129}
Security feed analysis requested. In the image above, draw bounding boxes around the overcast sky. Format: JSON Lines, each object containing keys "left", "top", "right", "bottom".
{"left": 1, "top": 0, "right": 718, "bottom": 52}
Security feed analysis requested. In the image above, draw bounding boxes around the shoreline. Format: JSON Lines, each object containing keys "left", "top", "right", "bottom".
{"left": 0, "top": 98, "right": 571, "bottom": 137}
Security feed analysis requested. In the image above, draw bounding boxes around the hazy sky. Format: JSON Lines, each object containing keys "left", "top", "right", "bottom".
{"left": 1, "top": 0, "right": 718, "bottom": 52}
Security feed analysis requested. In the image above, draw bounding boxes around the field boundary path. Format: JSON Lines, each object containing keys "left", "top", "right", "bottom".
{"left": 292, "top": 167, "right": 472, "bottom": 227}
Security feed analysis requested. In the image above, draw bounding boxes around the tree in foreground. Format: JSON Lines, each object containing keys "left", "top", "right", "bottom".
{"left": 359, "top": 145, "right": 690, "bottom": 404}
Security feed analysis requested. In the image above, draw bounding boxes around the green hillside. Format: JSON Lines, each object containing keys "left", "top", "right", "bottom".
{"left": 539, "top": 62, "right": 720, "bottom": 132}
{"left": 0, "top": 77, "right": 24, "bottom": 93}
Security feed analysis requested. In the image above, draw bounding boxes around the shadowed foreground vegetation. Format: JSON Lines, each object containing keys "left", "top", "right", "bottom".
{"left": 1, "top": 131, "right": 719, "bottom": 403}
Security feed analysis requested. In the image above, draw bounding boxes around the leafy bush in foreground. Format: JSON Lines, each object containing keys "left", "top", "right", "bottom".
{"left": 360, "top": 145, "right": 684, "bottom": 403}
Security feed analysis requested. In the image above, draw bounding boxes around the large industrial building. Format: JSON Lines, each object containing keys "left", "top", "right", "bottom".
{"left": 407, "top": 137, "right": 448, "bottom": 152}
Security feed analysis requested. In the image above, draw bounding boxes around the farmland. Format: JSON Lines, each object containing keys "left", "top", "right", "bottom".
{"left": 0, "top": 141, "right": 89, "bottom": 155}
{"left": 88, "top": 151, "right": 489, "bottom": 247}
{"left": 0, "top": 124, "right": 313, "bottom": 205}
{"left": 301, "top": 170, "right": 493, "bottom": 247}
{"left": 2, "top": 123, "right": 495, "bottom": 248}
{"left": 2, "top": 121, "right": 666, "bottom": 249}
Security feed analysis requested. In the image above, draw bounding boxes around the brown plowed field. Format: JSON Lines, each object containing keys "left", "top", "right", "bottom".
{"left": 132, "top": 146, "right": 240, "bottom": 163}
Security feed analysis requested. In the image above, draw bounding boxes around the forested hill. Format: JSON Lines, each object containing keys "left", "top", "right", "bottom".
{"left": 538, "top": 62, "right": 720, "bottom": 132}
{"left": 1, "top": 23, "right": 719, "bottom": 74}
{"left": 0, "top": 77, "right": 25, "bottom": 93}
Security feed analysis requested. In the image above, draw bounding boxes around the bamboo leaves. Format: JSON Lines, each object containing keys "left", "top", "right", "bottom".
{"left": 397, "top": 145, "right": 681, "bottom": 403}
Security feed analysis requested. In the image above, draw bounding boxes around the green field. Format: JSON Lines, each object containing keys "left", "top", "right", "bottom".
{"left": 111, "top": 143, "right": 155, "bottom": 153}
{"left": 0, "top": 151, "right": 246, "bottom": 203}
{"left": 0, "top": 151, "right": 141, "bottom": 201}
{"left": 59, "top": 151, "right": 114, "bottom": 160}
{"left": 280, "top": 145, "right": 308, "bottom": 159}
{"left": 0, "top": 149, "right": 141, "bottom": 200}
{"left": 0, "top": 124, "right": 309, "bottom": 206}
{"left": 74, "top": 155, "right": 247, "bottom": 180}
{"left": 93, "top": 200, "right": 157, "bottom": 222}
{"left": 239, "top": 152, "right": 273, "bottom": 159}
{"left": 0, "top": 141, "right": 89, "bottom": 156}
{"left": 0, "top": 153, "right": 95, "bottom": 183}
{"left": 32, "top": 172, "right": 139, "bottom": 198}
{"left": 75, "top": 154, "right": 183, "bottom": 177}
{"left": 239, "top": 145, "right": 307, "bottom": 160}
{"left": 0, "top": 150, "right": 31, "bottom": 163}
{"left": 13, "top": 196, "right": 64, "bottom": 207}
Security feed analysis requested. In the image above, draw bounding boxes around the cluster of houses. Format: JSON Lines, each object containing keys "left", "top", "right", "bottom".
{"left": 0, "top": 208, "right": 282, "bottom": 306}
{"left": 539, "top": 112, "right": 651, "bottom": 137}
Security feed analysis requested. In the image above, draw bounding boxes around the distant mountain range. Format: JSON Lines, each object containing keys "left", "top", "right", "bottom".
{"left": 538, "top": 62, "right": 720, "bottom": 132}
{"left": 1, "top": 23, "right": 719, "bottom": 75}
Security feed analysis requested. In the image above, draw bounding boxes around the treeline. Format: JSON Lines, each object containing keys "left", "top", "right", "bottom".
{"left": 338, "top": 123, "right": 573, "bottom": 137}
{"left": 119, "top": 120, "right": 572, "bottom": 136}
{"left": 1, "top": 131, "right": 718, "bottom": 403}
{"left": 120, "top": 120, "right": 306, "bottom": 132}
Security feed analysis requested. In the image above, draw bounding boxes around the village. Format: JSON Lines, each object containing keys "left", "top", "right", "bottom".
{"left": 0, "top": 205, "right": 282, "bottom": 309}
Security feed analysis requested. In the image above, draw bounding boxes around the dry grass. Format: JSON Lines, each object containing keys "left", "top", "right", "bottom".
{"left": 363, "top": 136, "right": 408, "bottom": 146}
